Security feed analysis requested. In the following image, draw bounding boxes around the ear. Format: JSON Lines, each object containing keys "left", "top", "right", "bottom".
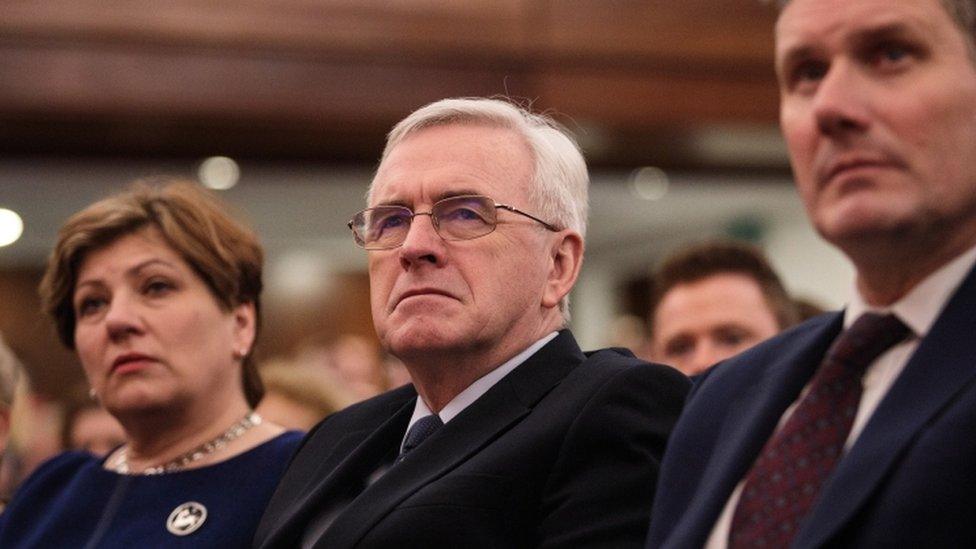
{"left": 541, "top": 230, "right": 584, "bottom": 310}
{"left": 231, "top": 301, "right": 257, "bottom": 357}
{"left": 0, "top": 408, "right": 10, "bottom": 452}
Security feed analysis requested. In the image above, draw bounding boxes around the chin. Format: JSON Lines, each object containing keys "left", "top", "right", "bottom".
{"left": 384, "top": 324, "right": 466, "bottom": 359}
{"left": 816, "top": 196, "right": 913, "bottom": 238}
{"left": 105, "top": 385, "right": 177, "bottom": 417}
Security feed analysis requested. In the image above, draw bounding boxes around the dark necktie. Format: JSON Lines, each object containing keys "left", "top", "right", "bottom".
{"left": 728, "top": 312, "right": 911, "bottom": 548}
{"left": 396, "top": 414, "right": 443, "bottom": 464}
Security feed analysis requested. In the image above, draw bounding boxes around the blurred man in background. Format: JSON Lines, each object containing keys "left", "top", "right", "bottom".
{"left": 647, "top": 240, "right": 799, "bottom": 376}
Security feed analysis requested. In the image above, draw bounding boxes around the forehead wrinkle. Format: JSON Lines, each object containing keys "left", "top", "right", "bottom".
{"left": 372, "top": 187, "right": 487, "bottom": 209}
{"left": 370, "top": 124, "right": 532, "bottom": 208}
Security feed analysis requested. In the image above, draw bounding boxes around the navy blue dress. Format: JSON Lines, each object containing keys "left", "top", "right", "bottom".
{"left": 0, "top": 431, "right": 302, "bottom": 548}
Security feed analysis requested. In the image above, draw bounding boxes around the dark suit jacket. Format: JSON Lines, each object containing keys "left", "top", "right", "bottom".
{"left": 647, "top": 263, "right": 976, "bottom": 548}
{"left": 253, "top": 330, "right": 689, "bottom": 548}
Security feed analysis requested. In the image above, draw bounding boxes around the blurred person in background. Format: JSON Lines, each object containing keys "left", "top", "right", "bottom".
{"left": 794, "top": 295, "right": 827, "bottom": 321}
{"left": 647, "top": 240, "right": 800, "bottom": 376}
{"left": 257, "top": 358, "right": 356, "bottom": 431}
{"left": 0, "top": 332, "right": 26, "bottom": 510}
{"left": 382, "top": 354, "right": 411, "bottom": 389}
{"left": 0, "top": 333, "right": 23, "bottom": 463}
{"left": 0, "top": 180, "right": 301, "bottom": 546}
{"left": 61, "top": 385, "right": 126, "bottom": 456}
{"left": 323, "top": 334, "right": 389, "bottom": 401}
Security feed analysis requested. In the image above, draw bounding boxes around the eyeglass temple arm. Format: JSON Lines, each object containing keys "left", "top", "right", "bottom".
{"left": 494, "top": 204, "right": 561, "bottom": 232}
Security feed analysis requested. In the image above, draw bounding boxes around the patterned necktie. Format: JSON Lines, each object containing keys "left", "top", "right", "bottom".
{"left": 728, "top": 313, "right": 910, "bottom": 548}
{"left": 396, "top": 414, "right": 443, "bottom": 464}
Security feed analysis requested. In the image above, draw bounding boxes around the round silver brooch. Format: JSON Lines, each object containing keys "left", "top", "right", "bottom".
{"left": 166, "top": 501, "right": 208, "bottom": 536}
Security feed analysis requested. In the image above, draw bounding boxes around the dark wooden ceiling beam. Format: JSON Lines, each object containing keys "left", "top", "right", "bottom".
{"left": 0, "top": 1, "right": 783, "bottom": 168}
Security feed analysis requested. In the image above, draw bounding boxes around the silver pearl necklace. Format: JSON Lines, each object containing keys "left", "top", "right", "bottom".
{"left": 109, "top": 411, "right": 262, "bottom": 475}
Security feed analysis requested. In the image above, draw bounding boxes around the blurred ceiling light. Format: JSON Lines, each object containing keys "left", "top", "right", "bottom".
{"left": 198, "top": 156, "right": 240, "bottom": 190}
{"left": 690, "top": 125, "right": 789, "bottom": 167}
{"left": 268, "top": 251, "right": 331, "bottom": 300}
{"left": 630, "top": 167, "right": 669, "bottom": 201}
{"left": 0, "top": 208, "right": 24, "bottom": 247}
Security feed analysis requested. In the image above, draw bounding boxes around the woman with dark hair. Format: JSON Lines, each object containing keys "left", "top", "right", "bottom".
{"left": 0, "top": 180, "right": 302, "bottom": 547}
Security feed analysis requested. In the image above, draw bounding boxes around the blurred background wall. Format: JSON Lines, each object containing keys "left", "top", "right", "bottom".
{"left": 0, "top": 0, "right": 853, "bottom": 402}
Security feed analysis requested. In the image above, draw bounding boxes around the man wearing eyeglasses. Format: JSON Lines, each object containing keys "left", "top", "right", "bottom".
{"left": 253, "top": 98, "right": 689, "bottom": 549}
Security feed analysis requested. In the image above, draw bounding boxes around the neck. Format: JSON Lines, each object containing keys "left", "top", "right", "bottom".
{"left": 843, "top": 227, "right": 976, "bottom": 306}
{"left": 118, "top": 392, "right": 252, "bottom": 467}
{"left": 405, "top": 319, "right": 561, "bottom": 413}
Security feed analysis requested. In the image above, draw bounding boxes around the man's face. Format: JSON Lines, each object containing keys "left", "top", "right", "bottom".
{"left": 367, "top": 124, "right": 557, "bottom": 364}
{"left": 651, "top": 273, "right": 781, "bottom": 376}
{"left": 777, "top": 0, "right": 976, "bottom": 253}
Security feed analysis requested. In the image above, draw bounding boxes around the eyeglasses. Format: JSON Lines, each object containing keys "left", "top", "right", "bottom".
{"left": 348, "top": 194, "right": 560, "bottom": 250}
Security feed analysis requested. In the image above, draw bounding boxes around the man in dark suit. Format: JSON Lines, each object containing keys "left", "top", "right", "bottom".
{"left": 253, "top": 98, "right": 689, "bottom": 548}
{"left": 647, "top": 0, "right": 976, "bottom": 547}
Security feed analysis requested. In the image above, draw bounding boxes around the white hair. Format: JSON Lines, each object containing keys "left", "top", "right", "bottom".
{"left": 370, "top": 97, "right": 590, "bottom": 319}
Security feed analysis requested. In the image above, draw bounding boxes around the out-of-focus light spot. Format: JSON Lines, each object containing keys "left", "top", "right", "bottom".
{"left": 268, "top": 251, "right": 332, "bottom": 300}
{"left": 0, "top": 208, "right": 24, "bottom": 247}
{"left": 630, "top": 167, "right": 669, "bottom": 201}
{"left": 198, "top": 156, "right": 240, "bottom": 190}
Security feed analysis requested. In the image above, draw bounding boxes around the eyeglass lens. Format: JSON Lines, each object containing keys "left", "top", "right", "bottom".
{"left": 355, "top": 195, "right": 498, "bottom": 249}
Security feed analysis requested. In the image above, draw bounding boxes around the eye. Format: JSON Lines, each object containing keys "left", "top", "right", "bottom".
{"left": 380, "top": 213, "right": 408, "bottom": 229}
{"left": 143, "top": 278, "right": 175, "bottom": 297}
{"left": 715, "top": 328, "right": 751, "bottom": 349}
{"left": 440, "top": 206, "right": 484, "bottom": 223}
{"left": 663, "top": 337, "right": 694, "bottom": 358}
{"left": 872, "top": 42, "right": 914, "bottom": 68}
{"left": 360, "top": 209, "right": 408, "bottom": 242}
{"left": 76, "top": 295, "right": 107, "bottom": 318}
{"left": 788, "top": 60, "right": 829, "bottom": 92}
{"left": 436, "top": 198, "right": 492, "bottom": 226}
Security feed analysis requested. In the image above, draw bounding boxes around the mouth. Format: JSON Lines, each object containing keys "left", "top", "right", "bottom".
{"left": 820, "top": 156, "right": 904, "bottom": 187}
{"left": 111, "top": 353, "right": 155, "bottom": 373}
{"left": 394, "top": 288, "right": 457, "bottom": 308}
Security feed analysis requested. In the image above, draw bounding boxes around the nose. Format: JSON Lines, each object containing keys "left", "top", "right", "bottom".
{"left": 684, "top": 342, "right": 722, "bottom": 377}
{"left": 103, "top": 293, "right": 144, "bottom": 342}
{"left": 398, "top": 212, "right": 444, "bottom": 269}
{"left": 812, "top": 61, "right": 870, "bottom": 138}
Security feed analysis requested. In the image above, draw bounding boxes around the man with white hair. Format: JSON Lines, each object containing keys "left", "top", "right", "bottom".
{"left": 254, "top": 98, "right": 688, "bottom": 548}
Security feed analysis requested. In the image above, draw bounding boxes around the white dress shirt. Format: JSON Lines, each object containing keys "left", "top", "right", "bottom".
{"left": 704, "top": 245, "right": 976, "bottom": 549}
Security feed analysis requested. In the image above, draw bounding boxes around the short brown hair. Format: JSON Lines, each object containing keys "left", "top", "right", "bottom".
{"left": 39, "top": 179, "right": 265, "bottom": 406}
{"left": 649, "top": 240, "right": 800, "bottom": 335}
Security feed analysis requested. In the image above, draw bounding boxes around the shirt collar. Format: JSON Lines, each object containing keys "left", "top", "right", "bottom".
{"left": 407, "top": 331, "right": 560, "bottom": 427}
{"left": 845, "top": 244, "right": 976, "bottom": 337}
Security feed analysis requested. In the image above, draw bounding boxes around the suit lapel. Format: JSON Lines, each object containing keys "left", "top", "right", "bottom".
{"left": 797, "top": 265, "right": 976, "bottom": 548}
{"left": 262, "top": 393, "right": 414, "bottom": 546}
{"left": 315, "top": 330, "right": 584, "bottom": 548}
{"left": 673, "top": 314, "right": 844, "bottom": 546}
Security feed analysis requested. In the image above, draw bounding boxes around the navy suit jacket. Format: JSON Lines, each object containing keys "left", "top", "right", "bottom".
{"left": 647, "top": 263, "right": 976, "bottom": 548}
{"left": 254, "top": 330, "right": 689, "bottom": 548}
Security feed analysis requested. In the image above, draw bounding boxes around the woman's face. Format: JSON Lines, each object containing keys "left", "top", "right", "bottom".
{"left": 72, "top": 227, "right": 255, "bottom": 417}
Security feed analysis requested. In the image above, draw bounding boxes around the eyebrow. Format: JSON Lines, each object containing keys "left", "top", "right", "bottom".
{"left": 777, "top": 21, "right": 922, "bottom": 74}
{"left": 75, "top": 258, "right": 178, "bottom": 291}
{"left": 850, "top": 22, "right": 921, "bottom": 50}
